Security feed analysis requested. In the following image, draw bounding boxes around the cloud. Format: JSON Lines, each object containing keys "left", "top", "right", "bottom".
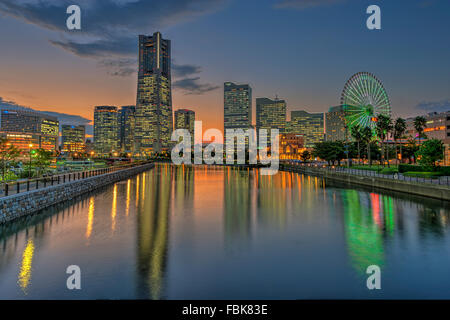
{"left": 98, "top": 58, "right": 137, "bottom": 77}
{"left": 416, "top": 99, "right": 450, "bottom": 113}
{"left": 0, "top": 97, "right": 93, "bottom": 135}
{"left": 0, "top": 0, "right": 226, "bottom": 93}
{"left": 275, "top": 0, "right": 346, "bottom": 9}
{"left": 172, "top": 63, "right": 202, "bottom": 78}
{"left": 173, "top": 77, "right": 219, "bottom": 95}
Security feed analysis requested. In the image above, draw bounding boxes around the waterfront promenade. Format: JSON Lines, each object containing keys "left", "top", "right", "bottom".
{"left": 280, "top": 163, "right": 450, "bottom": 201}
{"left": 0, "top": 161, "right": 154, "bottom": 224}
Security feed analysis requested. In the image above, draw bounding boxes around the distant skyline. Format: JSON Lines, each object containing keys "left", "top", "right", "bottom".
{"left": 0, "top": 0, "right": 449, "bottom": 134}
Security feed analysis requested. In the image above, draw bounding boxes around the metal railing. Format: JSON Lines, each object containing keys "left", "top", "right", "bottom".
{"left": 0, "top": 161, "right": 151, "bottom": 197}
{"left": 280, "top": 162, "right": 450, "bottom": 186}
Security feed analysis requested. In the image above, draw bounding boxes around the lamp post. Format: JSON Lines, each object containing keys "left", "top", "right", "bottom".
{"left": 28, "top": 143, "right": 33, "bottom": 179}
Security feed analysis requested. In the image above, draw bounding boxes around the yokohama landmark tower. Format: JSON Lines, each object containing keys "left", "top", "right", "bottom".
{"left": 135, "top": 32, "right": 173, "bottom": 154}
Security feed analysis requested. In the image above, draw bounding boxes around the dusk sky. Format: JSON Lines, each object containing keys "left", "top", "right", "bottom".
{"left": 0, "top": 0, "right": 449, "bottom": 136}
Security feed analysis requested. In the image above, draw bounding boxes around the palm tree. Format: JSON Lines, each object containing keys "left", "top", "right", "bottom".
{"left": 376, "top": 114, "right": 393, "bottom": 167}
{"left": 393, "top": 117, "right": 406, "bottom": 164}
{"left": 361, "top": 126, "right": 373, "bottom": 166}
{"left": 413, "top": 116, "right": 427, "bottom": 143}
{"left": 350, "top": 124, "right": 363, "bottom": 165}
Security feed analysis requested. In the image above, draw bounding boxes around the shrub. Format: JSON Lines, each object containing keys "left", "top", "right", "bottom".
{"left": 403, "top": 171, "right": 442, "bottom": 179}
{"left": 438, "top": 166, "right": 450, "bottom": 176}
{"left": 398, "top": 164, "right": 424, "bottom": 173}
{"left": 351, "top": 165, "right": 380, "bottom": 171}
{"left": 379, "top": 167, "right": 398, "bottom": 174}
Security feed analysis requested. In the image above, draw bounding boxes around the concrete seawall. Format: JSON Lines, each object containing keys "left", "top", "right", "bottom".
{"left": 281, "top": 165, "right": 450, "bottom": 201}
{"left": 0, "top": 163, "right": 155, "bottom": 225}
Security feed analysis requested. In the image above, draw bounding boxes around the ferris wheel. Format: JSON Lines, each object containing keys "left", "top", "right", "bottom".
{"left": 340, "top": 72, "right": 391, "bottom": 134}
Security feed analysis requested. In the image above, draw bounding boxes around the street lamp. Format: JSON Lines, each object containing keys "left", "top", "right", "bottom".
{"left": 28, "top": 143, "right": 33, "bottom": 179}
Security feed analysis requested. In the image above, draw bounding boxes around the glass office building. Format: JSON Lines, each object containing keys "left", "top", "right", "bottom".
{"left": 325, "top": 105, "right": 347, "bottom": 141}
{"left": 0, "top": 109, "right": 59, "bottom": 151}
{"left": 224, "top": 82, "right": 252, "bottom": 148}
{"left": 119, "top": 105, "right": 136, "bottom": 153}
{"left": 94, "top": 106, "right": 119, "bottom": 156}
{"left": 289, "top": 110, "right": 324, "bottom": 148}
{"left": 256, "top": 97, "right": 286, "bottom": 140}
{"left": 61, "top": 125, "right": 86, "bottom": 154}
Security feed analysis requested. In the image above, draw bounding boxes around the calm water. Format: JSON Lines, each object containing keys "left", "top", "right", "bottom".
{"left": 1, "top": 164, "right": 450, "bottom": 299}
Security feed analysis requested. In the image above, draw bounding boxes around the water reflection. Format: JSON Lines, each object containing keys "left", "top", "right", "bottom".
{"left": 18, "top": 238, "right": 34, "bottom": 293}
{"left": 136, "top": 165, "right": 171, "bottom": 299}
{"left": 86, "top": 197, "right": 94, "bottom": 241}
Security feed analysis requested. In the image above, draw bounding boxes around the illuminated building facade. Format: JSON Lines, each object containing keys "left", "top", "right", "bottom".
{"left": 325, "top": 105, "right": 346, "bottom": 141}
{"left": 135, "top": 32, "right": 173, "bottom": 154}
{"left": 174, "top": 109, "right": 195, "bottom": 145}
{"left": 256, "top": 97, "right": 286, "bottom": 143}
{"left": 289, "top": 110, "right": 324, "bottom": 148}
{"left": 279, "top": 133, "right": 305, "bottom": 160}
{"left": 93, "top": 106, "right": 119, "bottom": 156}
{"left": 224, "top": 82, "right": 252, "bottom": 146}
{"left": 405, "top": 111, "right": 450, "bottom": 165}
{"left": 119, "top": 105, "right": 136, "bottom": 153}
{"left": 0, "top": 109, "right": 59, "bottom": 151}
{"left": 61, "top": 125, "right": 86, "bottom": 154}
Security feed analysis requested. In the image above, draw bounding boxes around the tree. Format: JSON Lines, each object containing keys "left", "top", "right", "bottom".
{"left": 375, "top": 114, "right": 393, "bottom": 167}
{"left": 0, "top": 137, "right": 20, "bottom": 181}
{"left": 313, "top": 141, "right": 346, "bottom": 166}
{"left": 33, "top": 149, "right": 52, "bottom": 177}
{"left": 413, "top": 116, "right": 427, "bottom": 143}
{"left": 404, "top": 138, "right": 420, "bottom": 164}
{"left": 415, "top": 139, "right": 444, "bottom": 168}
{"left": 350, "top": 124, "right": 363, "bottom": 165}
{"left": 360, "top": 126, "right": 373, "bottom": 165}
{"left": 300, "top": 150, "right": 311, "bottom": 162}
{"left": 393, "top": 117, "right": 406, "bottom": 164}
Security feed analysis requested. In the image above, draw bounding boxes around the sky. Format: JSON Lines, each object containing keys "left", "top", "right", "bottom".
{"left": 0, "top": 0, "right": 449, "bottom": 137}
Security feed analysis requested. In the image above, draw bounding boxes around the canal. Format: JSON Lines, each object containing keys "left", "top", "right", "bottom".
{"left": 1, "top": 163, "right": 450, "bottom": 299}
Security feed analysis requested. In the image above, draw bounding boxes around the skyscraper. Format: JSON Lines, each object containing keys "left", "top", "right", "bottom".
{"left": 61, "top": 125, "right": 86, "bottom": 153}
{"left": 325, "top": 105, "right": 346, "bottom": 141}
{"left": 93, "top": 106, "right": 119, "bottom": 156}
{"left": 256, "top": 97, "right": 286, "bottom": 138}
{"left": 0, "top": 109, "right": 59, "bottom": 151}
{"left": 119, "top": 105, "right": 136, "bottom": 153}
{"left": 135, "top": 32, "right": 173, "bottom": 154}
{"left": 224, "top": 82, "right": 252, "bottom": 145}
{"left": 289, "top": 110, "right": 324, "bottom": 148}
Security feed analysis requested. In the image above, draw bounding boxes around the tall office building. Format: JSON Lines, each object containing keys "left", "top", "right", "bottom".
{"left": 224, "top": 82, "right": 252, "bottom": 145}
{"left": 119, "top": 105, "right": 136, "bottom": 153}
{"left": 0, "top": 109, "right": 59, "bottom": 151}
{"left": 61, "top": 125, "right": 86, "bottom": 153}
{"left": 135, "top": 32, "right": 173, "bottom": 154}
{"left": 256, "top": 97, "right": 286, "bottom": 139}
{"left": 325, "top": 105, "right": 346, "bottom": 141}
{"left": 290, "top": 110, "right": 324, "bottom": 148}
{"left": 93, "top": 106, "right": 119, "bottom": 156}
{"left": 174, "top": 109, "right": 195, "bottom": 144}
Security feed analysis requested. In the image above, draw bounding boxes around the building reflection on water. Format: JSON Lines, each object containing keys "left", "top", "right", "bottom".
{"left": 0, "top": 164, "right": 450, "bottom": 298}
{"left": 136, "top": 164, "right": 178, "bottom": 299}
